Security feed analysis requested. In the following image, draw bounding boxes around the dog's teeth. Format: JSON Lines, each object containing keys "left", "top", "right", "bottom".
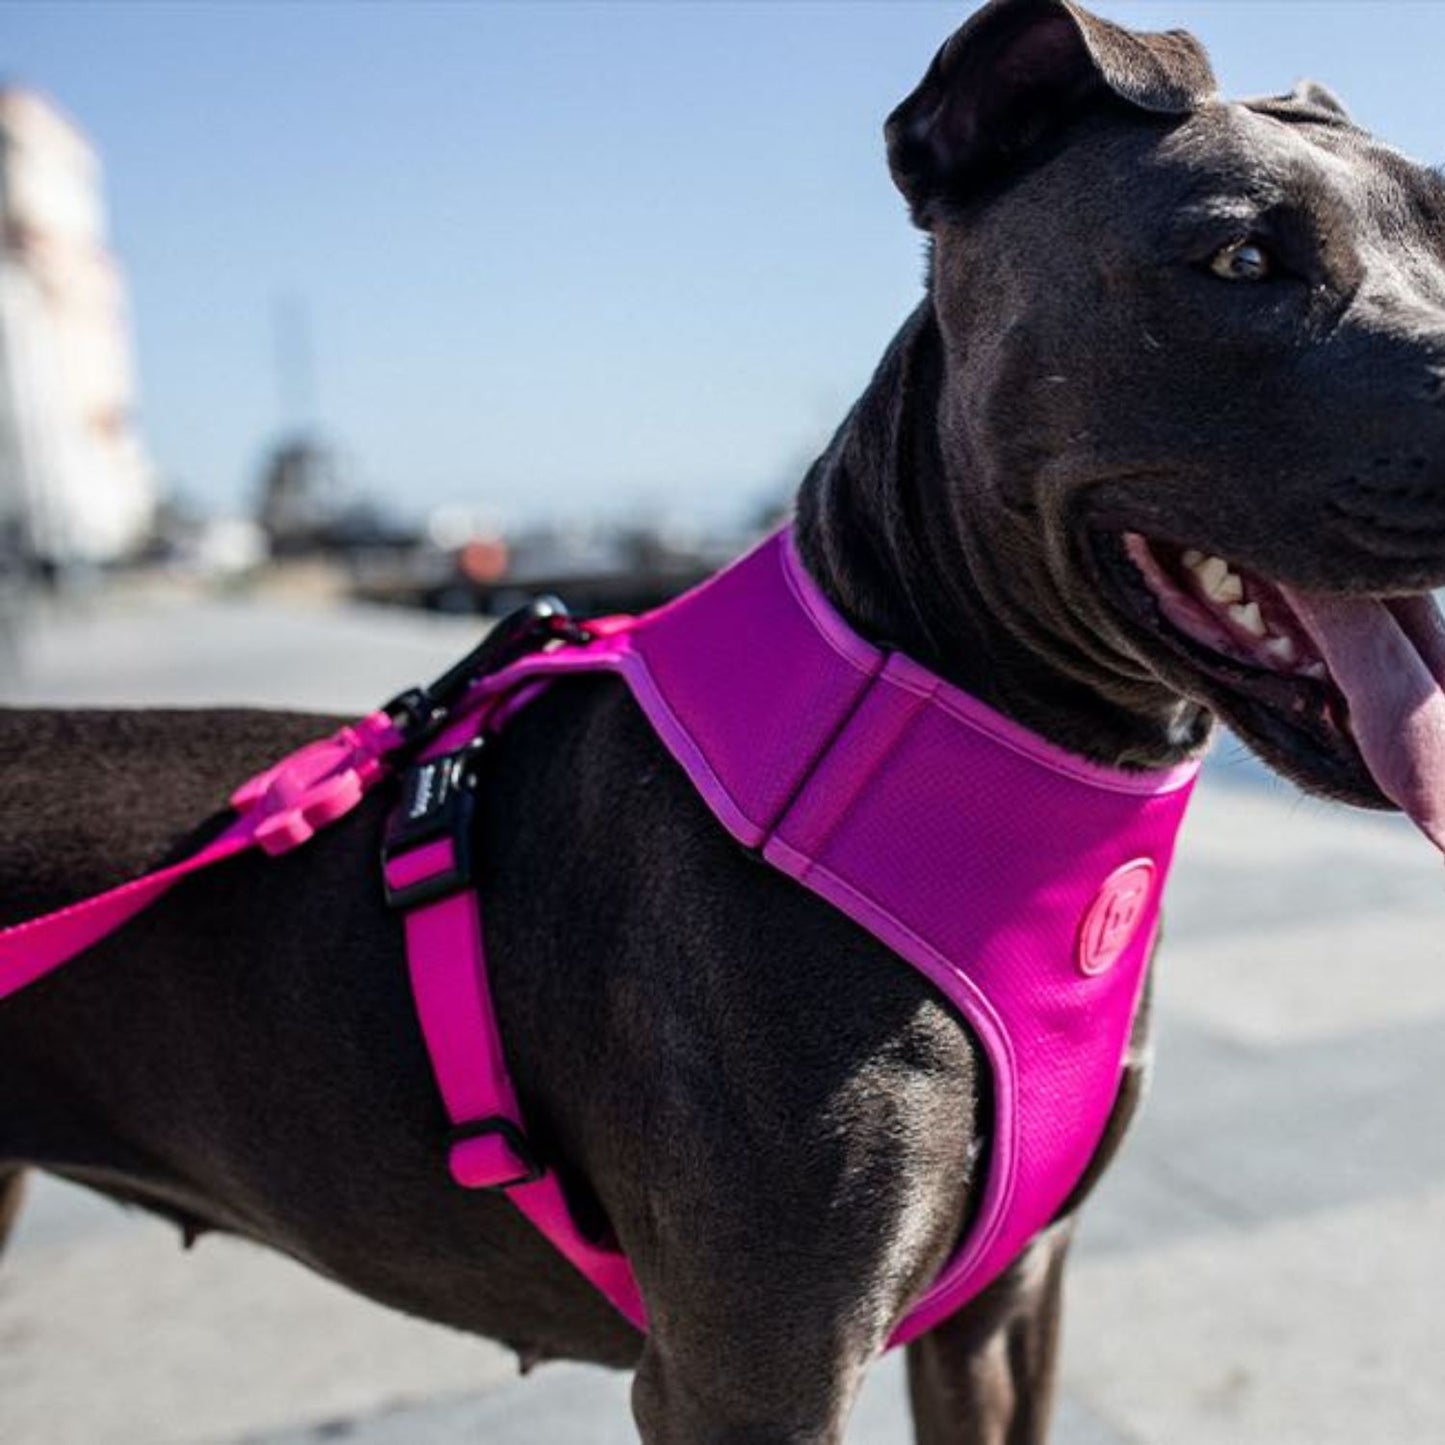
{"left": 1210, "top": 572, "right": 1244, "bottom": 604}
{"left": 1300, "top": 660, "right": 1329, "bottom": 681}
{"left": 1197, "top": 555, "right": 1228, "bottom": 591}
{"left": 1229, "top": 601, "right": 1266, "bottom": 638}
{"left": 1182, "top": 548, "right": 1205, "bottom": 569}
{"left": 1194, "top": 555, "right": 1245, "bottom": 604}
{"left": 1261, "top": 635, "right": 1298, "bottom": 667}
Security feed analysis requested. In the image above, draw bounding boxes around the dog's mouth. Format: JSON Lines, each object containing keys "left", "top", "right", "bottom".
{"left": 1105, "top": 532, "right": 1445, "bottom": 853}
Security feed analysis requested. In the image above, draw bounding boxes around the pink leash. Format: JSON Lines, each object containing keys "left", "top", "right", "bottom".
{"left": 0, "top": 711, "right": 402, "bottom": 1002}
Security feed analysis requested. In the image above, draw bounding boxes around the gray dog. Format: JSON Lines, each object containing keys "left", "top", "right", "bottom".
{"left": 5, "top": 1, "right": 1445, "bottom": 1440}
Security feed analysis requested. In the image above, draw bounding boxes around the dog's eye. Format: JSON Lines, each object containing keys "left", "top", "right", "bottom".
{"left": 1209, "top": 239, "right": 1274, "bottom": 282}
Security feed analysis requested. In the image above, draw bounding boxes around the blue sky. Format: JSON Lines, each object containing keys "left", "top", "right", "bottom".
{"left": 6, "top": 1, "right": 1445, "bottom": 527}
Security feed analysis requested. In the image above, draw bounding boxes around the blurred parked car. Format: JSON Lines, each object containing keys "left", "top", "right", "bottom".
{"left": 351, "top": 519, "right": 757, "bottom": 619}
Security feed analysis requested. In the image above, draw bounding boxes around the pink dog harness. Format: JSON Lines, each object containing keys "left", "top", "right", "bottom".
{"left": 0, "top": 527, "right": 1199, "bottom": 1347}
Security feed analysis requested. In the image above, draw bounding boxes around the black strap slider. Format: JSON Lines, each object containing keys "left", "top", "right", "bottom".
{"left": 447, "top": 1116, "right": 546, "bottom": 1189}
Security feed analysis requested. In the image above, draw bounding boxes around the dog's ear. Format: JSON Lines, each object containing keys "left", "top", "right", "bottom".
{"left": 1243, "top": 78, "right": 1354, "bottom": 129}
{"left": 1290, "top": 80, "right": 1351, "bottom": 120}
{"left": 1271, "top": 79, "right": 1353, "bottom": 122}
{"left": 887, "top": 0, "right": 1217, "bottom": 225}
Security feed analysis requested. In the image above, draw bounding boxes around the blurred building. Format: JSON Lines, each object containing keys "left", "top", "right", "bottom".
{"left": 0, "top": 87, "right": 155, "bottom": 567}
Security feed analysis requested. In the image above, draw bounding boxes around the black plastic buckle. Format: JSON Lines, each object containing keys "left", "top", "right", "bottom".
{"left": 382, "top": 740, "right": 484, "bottom": 910}
{"left": 448, "top": 1116, "right": 546, "bottom": 1188}
{"left": 383, "top": 596, "right": 587, "bottom": 756}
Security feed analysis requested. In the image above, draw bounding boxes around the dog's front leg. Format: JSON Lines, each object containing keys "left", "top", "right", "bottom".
{"left": 905, "top": 1222, "right": 1073, "bottom": 1445}
{"left": 627, "top": 1220, "right": 914, "bottom": 1445}
{"left": 621, "top": 1110, "right": 968, "bottom": 1445}
{"left": 632, "top": 1331, "right": 865, "bottom": 1445}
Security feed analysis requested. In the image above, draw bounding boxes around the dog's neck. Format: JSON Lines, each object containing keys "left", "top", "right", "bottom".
{"left": 794, "top": 302, "right": 1208, "bottom": 771}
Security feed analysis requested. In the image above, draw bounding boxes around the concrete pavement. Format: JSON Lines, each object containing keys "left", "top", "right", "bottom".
{"left": 2, "top": 588, "right": 1443, "bottom": 1443}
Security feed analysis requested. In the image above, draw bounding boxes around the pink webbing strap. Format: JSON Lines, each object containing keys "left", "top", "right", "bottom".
{"left": 384, "top": 836, "right": 535, "bottom": 1187}
{"left": 0, "top": 711, "right": 404, "bottom": 1003}
{"left": 382, "top": 821, "right": 649, "bottom": 1326}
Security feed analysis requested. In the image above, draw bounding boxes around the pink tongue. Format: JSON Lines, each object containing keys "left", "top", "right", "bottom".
{"left": 1281, "top": 587, "right": 1445, "bottom": 852}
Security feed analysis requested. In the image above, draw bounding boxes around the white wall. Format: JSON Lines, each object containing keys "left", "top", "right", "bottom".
{"left": 0, "top": 88, "right": 155, "bottom": 563}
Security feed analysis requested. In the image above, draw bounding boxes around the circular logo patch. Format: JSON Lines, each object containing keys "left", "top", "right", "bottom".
{"left": 1076, "top": 859, "right": 1157, "bottom": 977}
